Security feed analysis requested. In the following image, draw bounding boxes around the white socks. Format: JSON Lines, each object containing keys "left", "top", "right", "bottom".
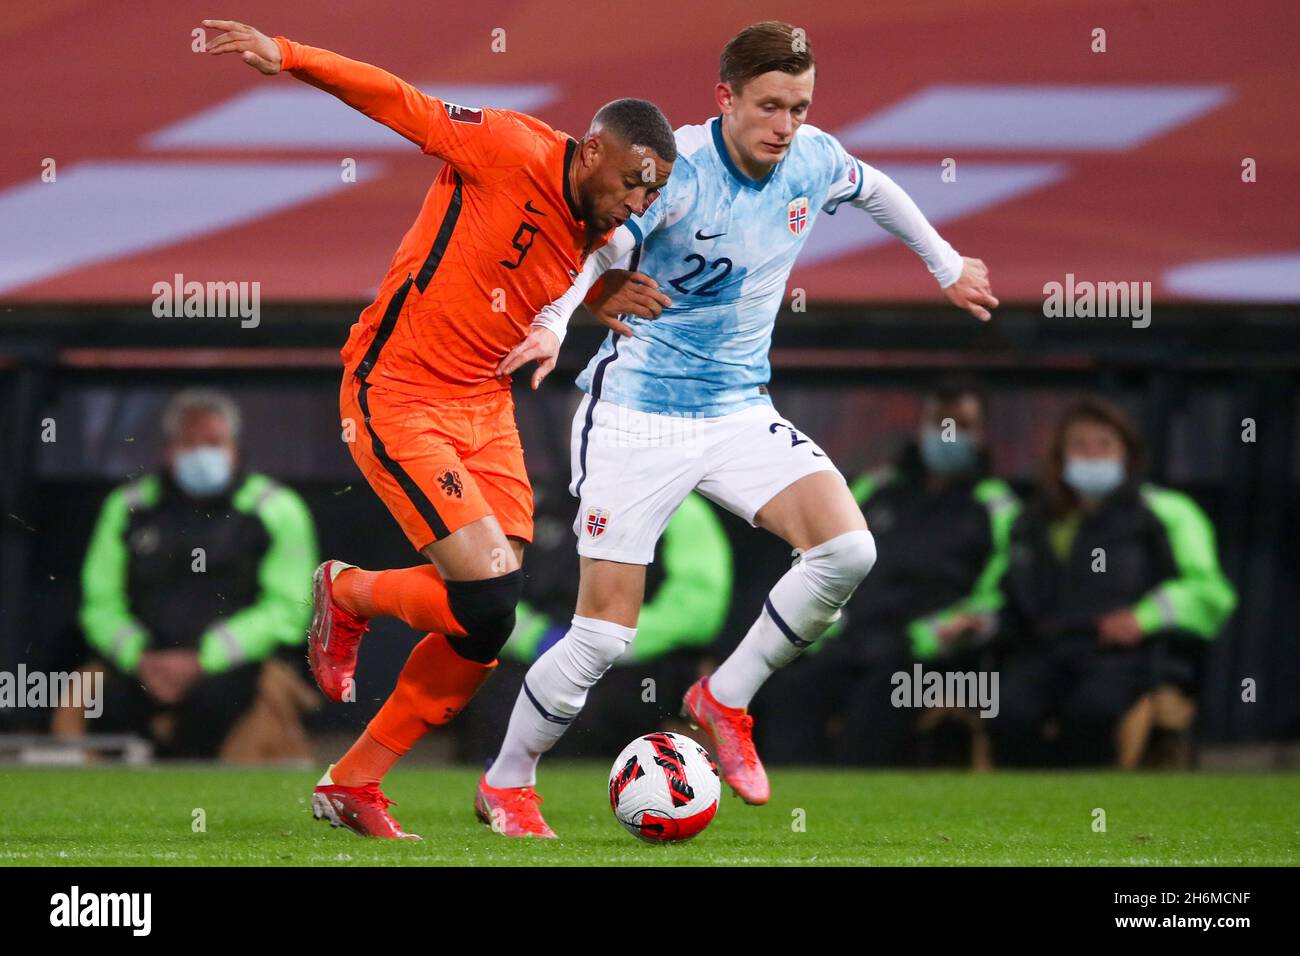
{"left": 484, "top": 530, "right": 878, "bottom": 786}
{"left": 709, "top": 530, "right": 877, "bottom": 709}
{"left": 485, "top": 615, "right": 635, "bottom": 789}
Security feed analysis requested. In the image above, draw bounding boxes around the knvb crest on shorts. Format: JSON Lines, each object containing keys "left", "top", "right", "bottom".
{"left": 585, "top": 507, "right": 610, "bottom": 538}
{"left": 437, "top": 468, "right": 464, "bottom": 499}
{"left": 787, "top": 196, "right": 809, "bottom": 236}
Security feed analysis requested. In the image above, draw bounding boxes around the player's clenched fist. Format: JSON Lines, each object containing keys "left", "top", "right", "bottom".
{"left": 201, "top": 19, "right": 283, "bottom": 74}
{"left": 943, "top": 256, "right": 998, "bottom": 322}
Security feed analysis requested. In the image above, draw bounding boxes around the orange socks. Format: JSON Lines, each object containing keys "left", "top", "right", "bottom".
{"left": 366, "top": 632, "right": 498, "bottom": 756}
{"left": 330, "top": 570, "right": 495, "bottom": 777}
{"left": 331, "top": 731, "right": 402, "bottom": 788}
{"left": 333, "top": 566, "right": 465, "bottom": 636}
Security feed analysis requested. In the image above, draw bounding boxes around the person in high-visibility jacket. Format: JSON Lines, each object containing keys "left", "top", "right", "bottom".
{"left": 757, "top": 382, "right": 1018, "bottom": 765}
{"left": 994, "top": 398, "right": 1236, "bottom": 765}
{"left": 80, "top": 389, "right": 317, "bottom": 756}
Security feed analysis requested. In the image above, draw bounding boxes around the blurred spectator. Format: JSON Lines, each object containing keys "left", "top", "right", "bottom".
{"left": 459, "top": 483, "right": 732, "bottom": 760}
{"left": 758, "top": 381, "right": 1018, "bottom": 765}
{"left": 993, "top": 398, "right": 1237, "bottom": 765}
{"left": 77, "top": 389, "right": 318, "bottom": 757}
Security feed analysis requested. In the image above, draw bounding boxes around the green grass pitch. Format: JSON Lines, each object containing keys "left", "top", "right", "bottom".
{"left": 1, "top": 765, "right": 1295, "bottom": 866}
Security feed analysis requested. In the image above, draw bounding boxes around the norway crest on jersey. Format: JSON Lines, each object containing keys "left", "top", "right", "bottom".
{"left": 585, "top": 507, "right": 611, "bottom": 539}
{"left": 787, "top": 196, "right": 810, "bottom": 236}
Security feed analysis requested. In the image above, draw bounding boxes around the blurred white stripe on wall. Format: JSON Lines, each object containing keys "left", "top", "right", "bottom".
{"left": 837, "top": 85, "right": 1230, "bottom": 151}
{"left": 0, "top": 161, "right": 376, "bottom": 295}
{"left": 146, "top": 84, "right": 559, "bottom": 150}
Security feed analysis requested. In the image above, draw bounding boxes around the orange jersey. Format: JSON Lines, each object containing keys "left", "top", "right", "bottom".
{"left": 274, "top": 38, "right": 613, "bottom": 399}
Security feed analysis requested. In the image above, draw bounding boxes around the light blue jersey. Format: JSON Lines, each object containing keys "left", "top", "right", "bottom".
{"left": 574, "top": 117, "right": 867, "bottom": 417}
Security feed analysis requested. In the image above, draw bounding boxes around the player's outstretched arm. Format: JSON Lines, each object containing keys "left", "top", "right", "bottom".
{"left": 202, "top": 19, "right": 282, "bottom": 73}
{"left": 846, "top": 163, "right": 998, "bottom": 321}
{"left": 202, "top": 19, "right": 441, "bottom": 150}
{"left": 943, "top": 257, "right": 998, "bottom": 322}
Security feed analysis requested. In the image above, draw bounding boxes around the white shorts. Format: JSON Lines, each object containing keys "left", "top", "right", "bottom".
{"left": 569, "top": 395, "right": 844, "bottom": 564}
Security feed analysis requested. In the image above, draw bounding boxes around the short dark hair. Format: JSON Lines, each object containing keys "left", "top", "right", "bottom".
{"left": 1041, "top": 397, "right": 1147, "bottom": 515}
{"left": 924, "top": 376, "right": 988, "bottom": 412}
{"left": 592, "top": 98, "right": 676, "bottom": 163}
{"left": 720, "top": 21, "right": 815, "bottom": 93}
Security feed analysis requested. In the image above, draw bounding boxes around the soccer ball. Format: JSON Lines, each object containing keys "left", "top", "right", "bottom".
{"left": 608, "top": 732, "right": 721, "bottom": 842}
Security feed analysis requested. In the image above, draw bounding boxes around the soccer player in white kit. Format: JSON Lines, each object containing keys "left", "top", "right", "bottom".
{"left": 477, "top": 21, "right": 998, "bottom": 836}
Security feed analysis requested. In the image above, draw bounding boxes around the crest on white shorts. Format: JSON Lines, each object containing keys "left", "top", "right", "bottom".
{"left": 584, "top": 507, "right": 611, "bottom": 538}
{"left": 787, "top": 196, "right": 809, "bottom": 236}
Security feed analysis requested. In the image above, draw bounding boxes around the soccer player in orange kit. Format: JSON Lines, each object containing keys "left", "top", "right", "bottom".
{"left": 203, "top": 19, "right": 675, "bottom": 838}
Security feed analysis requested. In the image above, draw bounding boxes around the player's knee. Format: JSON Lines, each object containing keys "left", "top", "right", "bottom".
{"left": 446, "top": 570, "right": 524, "bottom": 664}
{"left": 525, "top": 616, "right": 634, "bottom": 719}
{"left": 559, "top": 615, "right": 635, "bottom": 685}
{"left": 800, "top": 529, "right": 878, "bottom": 604}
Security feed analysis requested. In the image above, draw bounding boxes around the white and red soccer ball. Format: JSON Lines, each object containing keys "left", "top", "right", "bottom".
{"left": 608, "top": 732, "right": 720, "bottom": 842}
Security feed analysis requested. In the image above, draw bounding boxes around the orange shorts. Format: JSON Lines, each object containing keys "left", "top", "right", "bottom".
{"left": 339, "top": 372, "right": 534, "bottom": 553}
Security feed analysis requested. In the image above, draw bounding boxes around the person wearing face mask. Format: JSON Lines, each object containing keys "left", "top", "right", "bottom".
{"left": 756, "top": 381, "right": 1019, "bottom": 766}
{"left": 79, "top": 389, "right": 318, "bottom": 757}
{"left": 993, "top": 399, "right": 1237, "bottom": 766}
